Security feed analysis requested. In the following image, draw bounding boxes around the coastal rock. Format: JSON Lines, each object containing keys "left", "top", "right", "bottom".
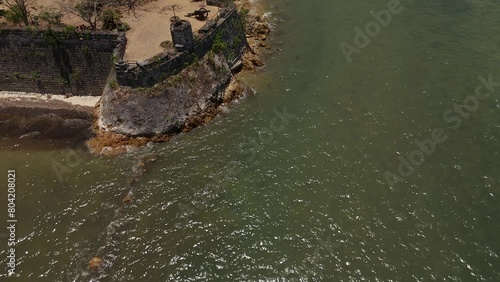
{"left": 242, "top": 52, "right": 264, "bottom": 70}
{"left": 242, "top": 58, "right": 255, "bottom": 70}
{"left": 100, "top": 146, "right": 113, "bottom": 155}
{"left": 98, "top": 53, "right": 232, "bottom": 136}
{"left": 246, "top": 15, "right": 271, "bottom": 38}
{"left": 0, "top": 95, "right": 94, "bottom": 141}
{"left": 224, "top": 78, "right": 249, "bottom": 103}
{"left": 255, "top": 22, "right": 271, "bottom": 35}
{"left": 63, "top": 119, "right": 92, "bottom": 132}
{"left": 19, "top": 131, "right": 40, "bottom": 139}
{"left": 89, "top": 257, "right": 102, "bottom": 270}
{"left": 122, "top": 194, "right": 132, "bottom": 204}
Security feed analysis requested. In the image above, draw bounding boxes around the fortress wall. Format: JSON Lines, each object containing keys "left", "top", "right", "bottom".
{"left": 0, "top": 28, "right": 125, "bottom": 96}
{"left": 116, "top": 6, "right": 246, "bottom": 88}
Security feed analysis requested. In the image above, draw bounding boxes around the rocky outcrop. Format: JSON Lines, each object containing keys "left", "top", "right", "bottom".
{"left": 238, "top": 6, "right": 272, "bottom": 71}
{"left": 0, "top": 28, "right": 125, "bottom": 96}
{"left": 87, "top": 52, "right": 253, "bottom": 155}
{"left": 99, "top": 52, "right": 232, "bottom": 136}
{"left": 0, "top": 95, "right": 94, "bottom": 140}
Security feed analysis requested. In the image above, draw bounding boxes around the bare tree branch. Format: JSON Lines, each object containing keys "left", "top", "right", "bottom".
{"left": 59, "top": 0, "right": 109, "bottom": 29}
{"left": 4, "top": 0, "right": 32, "bottom": 25}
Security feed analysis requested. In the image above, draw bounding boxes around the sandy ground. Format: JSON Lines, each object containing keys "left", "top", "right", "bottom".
{"left": 1, "top": 0, "right": 219, "bottom": 61}
{"left": 0, "top": 91, "right": 99, "bottom": 108}
{"left": 121, "top": 0, "right": 218, "bottom": 61}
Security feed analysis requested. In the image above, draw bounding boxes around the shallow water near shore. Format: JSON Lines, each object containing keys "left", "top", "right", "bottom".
{"left": 2, "top": 0, "right": 500, "bottom": 280}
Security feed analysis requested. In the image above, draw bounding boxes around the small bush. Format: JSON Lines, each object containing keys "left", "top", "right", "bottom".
{"left": 30, "top": 71, "right": 40, "bottom": 80}
{"left": 5, "top": 6, "right": 25, "bottom": 25}
{"left": 13, "top": 72, "right": 25, "bottom": 79}
{"left": 57, "top": 77, "right": 69, "bottom": 85}
{"left": 239, "top": 8, "right": 249, "bottom": 26}
{"left": 70, "top": 71, "right": 81, "bottom": 82}
{"left": 38, "top": 9, "right": 63, "bottom": 26}
{"left": 81, "top": 45, "right": 90, "bottom": 55}
{"left": 109, "top": 80, "right": 118, "bottom": 90}
{"left": 117, "top": 22, "right": 130, "bottom": 32}
{"left": 212, "top": 34, "right": 227, "bottom": 53}
{"left": 102, "top": 8, "right": 123, "bottom": 30}
{"left": 62, "top": 26, "right": 81, "bottom": 39}
{"left": 43, "top": 29, "right": 62, "bottom": 46}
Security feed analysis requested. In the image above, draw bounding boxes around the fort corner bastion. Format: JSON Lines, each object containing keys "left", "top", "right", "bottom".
{"left": 0, "top": 3, "right": 249, "bottom": 144}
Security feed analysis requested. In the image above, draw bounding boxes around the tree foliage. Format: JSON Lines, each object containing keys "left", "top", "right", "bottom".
{"left": 101, "top": 7, "right": 122, "bottom": 30}
{"left": 3, "top": 0, "right": 31, "bottom": 25}
{"left": 59, "top": 0, "right": 108, "bottom": 29}
{"left": 38, "top": 8, "right": 63, "bottom": 26}
{"left": 59, "top": 0, "right": 139, "bottom": 30}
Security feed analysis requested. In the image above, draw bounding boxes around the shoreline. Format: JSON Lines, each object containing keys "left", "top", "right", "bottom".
{"left": 0, "top": 0, "right": 273, "bottom": 154}
{"left": 0, "top": 92, "right": 95, "bottom": 147}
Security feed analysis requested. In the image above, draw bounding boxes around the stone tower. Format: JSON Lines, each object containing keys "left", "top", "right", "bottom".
{"left": 170, "top": 20, "right": 194, "bottom": 52}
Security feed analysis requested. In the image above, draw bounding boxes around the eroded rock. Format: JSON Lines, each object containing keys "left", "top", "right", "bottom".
{"left": 98, "top": 53, "right": 232, "bottom": 136}
{"left": 89, "top": 257, "right": 102, "bottom": 270}
{"left": 19, "top": 131, "right": 40, "bottom": 139}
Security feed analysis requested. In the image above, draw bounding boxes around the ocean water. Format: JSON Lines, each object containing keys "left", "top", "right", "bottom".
{"left": 1, "top": 0, "right": 500, "bottom": 281}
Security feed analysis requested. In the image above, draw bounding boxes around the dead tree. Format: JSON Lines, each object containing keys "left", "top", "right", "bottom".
{"left": 124, "top": 0, "right": 142, "bottom": 16}
{"left": 167, "top": 4, "right": 183, "bottom": 22}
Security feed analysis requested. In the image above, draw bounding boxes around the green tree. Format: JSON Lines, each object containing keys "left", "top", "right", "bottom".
{"left": 60, "top": 0, "right": 108, "bottom": 30}
{"left": 101, "top": 7, "right": 122, "bottom": 30}
{"left": 3, "top": 0, "right": 31, "bottom": 25}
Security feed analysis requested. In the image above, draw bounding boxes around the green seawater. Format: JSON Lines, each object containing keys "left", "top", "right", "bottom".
{"left": 1, "top": 0, "right": 500, "bottom": 281}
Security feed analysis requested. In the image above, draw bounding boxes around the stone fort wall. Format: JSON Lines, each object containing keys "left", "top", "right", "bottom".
{"left": 0, "top": 4, "right": 245, "bottom": 95}
{"left": 115, "top": 6, "right": 247, "bottom": 88}
{"left": 0, "top": 28, "right": 125, "bottom": 96}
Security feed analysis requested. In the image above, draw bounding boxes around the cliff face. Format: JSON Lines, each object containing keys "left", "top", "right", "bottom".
{"left": 99, "top": 52, "right": 232, "bottom": 136}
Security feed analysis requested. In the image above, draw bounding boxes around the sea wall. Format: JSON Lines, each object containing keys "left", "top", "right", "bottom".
{"left": 115, "top": 6, "right": 247, "bottom": 88}
{"left": 0, "top": 28, "right": 126, "bottom": 96}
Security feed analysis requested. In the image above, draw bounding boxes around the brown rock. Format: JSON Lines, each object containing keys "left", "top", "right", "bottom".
{"left": 224, "top": 79, "right": 245, "bottom": 103}
{"left": 250, "top": 56, "right": 264, "bottom": 67}
{"left": 242, "top": 58, "right": 255, "bottom": 70}
{"left": 122, "top": 194, "right": 132, "bottom": 204}
{"left": 255, "top": 22, "right": 271, "bottom": 35}
{"left": 89, "top": 257, "right": 102, "bottom": 270}
{"left": 242, "top": 51, "right": 264, "bottom": 69}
